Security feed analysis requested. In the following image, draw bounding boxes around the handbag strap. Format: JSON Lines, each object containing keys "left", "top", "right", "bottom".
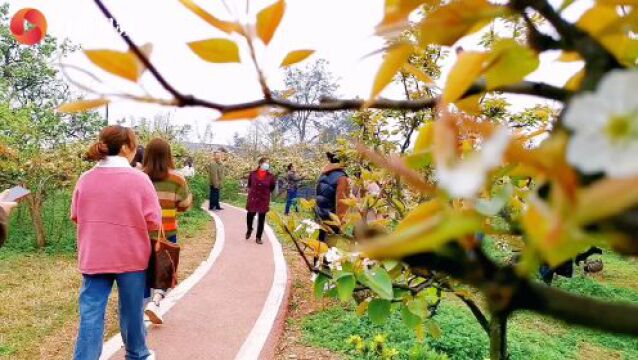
{"left": 154, "top": 225, "right": 166, "bottom": 251}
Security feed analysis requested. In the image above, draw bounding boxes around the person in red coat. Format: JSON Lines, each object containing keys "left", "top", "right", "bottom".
{"left": 245, "top": 157, "right": 276, "bottom": 244}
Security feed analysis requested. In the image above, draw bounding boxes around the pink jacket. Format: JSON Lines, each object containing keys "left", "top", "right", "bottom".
{"left": 71, "top": 156, "right": 162, "bottom": 274}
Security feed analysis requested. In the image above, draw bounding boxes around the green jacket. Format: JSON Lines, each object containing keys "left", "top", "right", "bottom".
{"left": 208, "top": 161, "right": 224, "bottom": 188}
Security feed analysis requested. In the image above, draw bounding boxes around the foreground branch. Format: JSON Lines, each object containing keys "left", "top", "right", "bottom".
{"left": 93, "top": 0, "right": 571, "bottom": 116}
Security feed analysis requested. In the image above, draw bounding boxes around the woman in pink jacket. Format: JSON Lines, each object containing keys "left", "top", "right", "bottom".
{"left": 71, "top": 125, "right": 161, "bottom": 360}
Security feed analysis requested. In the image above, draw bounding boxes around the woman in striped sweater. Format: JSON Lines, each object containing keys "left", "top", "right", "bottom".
{"left": 142, "top": 138, "right": 193, "bottom": 324}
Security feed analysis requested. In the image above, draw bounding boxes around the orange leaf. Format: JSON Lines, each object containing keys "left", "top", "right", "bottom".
{"left": 280, "top": 49, "right": 315, "bottom": 67}
{"left": 370, "top": 43, "right": 413, "bottom": 100}
{"left": 178, "top": 0, "right": 242, "bottom": 34}
{"left": 257, "top": 0, "right": 286, "bottom": 45}
{"left": 57, "top": 98, "right": 110, "bottom": 113}
{"left": 84, "top": 50, "right": 140, "bottom": 82}
{"left": 188, "top": 38, "right": 241, "bottom": 63}
{"left": 377, "top": 0, "right": 429, "bottom": 34}
{"left": 217, "top": 107, "right": 265, "bottom": 121}
{"left": 574, "top": 176, "right": 638, "bottom": 225}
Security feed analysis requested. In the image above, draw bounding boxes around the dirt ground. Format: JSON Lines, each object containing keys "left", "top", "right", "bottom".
{"left": 274, "top": 243, "right": 341, "bottom": 360}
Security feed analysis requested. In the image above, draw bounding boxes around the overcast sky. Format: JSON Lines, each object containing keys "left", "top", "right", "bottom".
{"left": 7, "top": 0, "right": 586, "bottom": 144}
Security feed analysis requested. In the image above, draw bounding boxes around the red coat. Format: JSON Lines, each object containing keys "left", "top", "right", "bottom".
{"left": 246, "top": 170, "right": 276, "bottom": 214}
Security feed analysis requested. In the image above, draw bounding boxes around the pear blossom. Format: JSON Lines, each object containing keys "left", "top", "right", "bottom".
{"left": 564, "top": 70, "right": 638, "bottom": 178}
{"left": 436, "top": 126, "right": 511, "bottom": 198}
{"left": 325, "top": 247, "right": 343, "bottom": 268}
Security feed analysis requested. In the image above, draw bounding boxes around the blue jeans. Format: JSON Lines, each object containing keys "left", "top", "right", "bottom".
{"left": 285, "top": 189, "right": 298, "bottom": 215}
{"left": 74, "top": 271, "right": 151, "bottom": 360}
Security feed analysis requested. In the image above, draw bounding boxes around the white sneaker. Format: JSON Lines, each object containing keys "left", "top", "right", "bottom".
{"left": 147, "top": 350, "right": 156, "bottom": 359}
{"left": 144, "top": 302, "right": 163, "bottom": 325}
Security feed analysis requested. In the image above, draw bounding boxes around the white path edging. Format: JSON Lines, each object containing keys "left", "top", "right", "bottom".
{"left": 225, "top": 204, "right": 289, "bottom": 360}
{"left": 100, "top": 206, "right": 226, "bottom": 360}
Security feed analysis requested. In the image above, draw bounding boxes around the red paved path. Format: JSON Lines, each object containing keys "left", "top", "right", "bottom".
{"left": 108, "top": 204, "right": 288, "bottom": 360}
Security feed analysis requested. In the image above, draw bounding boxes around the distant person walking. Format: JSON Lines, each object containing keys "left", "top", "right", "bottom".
{"left": 71, "top": 125, "right": 161, "bottom": 360}
{"left": 284, "top": 163, "right": 304, "bottom": 216}
{"left": 142, "top": 138, "right": 193, "bottom": 325}
{"left": 208, "top": 150, "right": 225, "bottom": 211}
{"left": 315, "top": 151, "right": 350, "bottom": 243}
{"left": 246, "top": 157, "right": 276, "bottom": 244}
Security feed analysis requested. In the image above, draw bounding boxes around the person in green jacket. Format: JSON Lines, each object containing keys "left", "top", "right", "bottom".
{"left": 208, "top": 150, "right": 225, "bottom": 210}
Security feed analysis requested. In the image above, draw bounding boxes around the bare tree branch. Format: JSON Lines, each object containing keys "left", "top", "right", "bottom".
{"left": 92, "top": 0, "right": 570, "bottom": 116}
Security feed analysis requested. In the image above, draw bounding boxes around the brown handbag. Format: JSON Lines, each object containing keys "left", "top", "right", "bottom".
{"left": 147, "top": 226, "right": 180, "bottom": 290}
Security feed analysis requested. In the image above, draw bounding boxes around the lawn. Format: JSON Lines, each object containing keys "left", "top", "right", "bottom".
{"left": 231, "top": 184, "right": 638, "bottom": 360}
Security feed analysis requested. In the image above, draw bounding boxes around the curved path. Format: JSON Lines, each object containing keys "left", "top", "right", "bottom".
{"left": 102, "top": 203, "right": 290, "bottom": 360}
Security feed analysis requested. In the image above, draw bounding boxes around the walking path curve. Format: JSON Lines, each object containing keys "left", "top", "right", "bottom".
{"left": 102, "top": 203, "right": 290, "bottom": 360}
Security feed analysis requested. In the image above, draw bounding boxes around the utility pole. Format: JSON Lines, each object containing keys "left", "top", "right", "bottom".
{"left": 104, "top": 103, "right": 109, "bottom": 125}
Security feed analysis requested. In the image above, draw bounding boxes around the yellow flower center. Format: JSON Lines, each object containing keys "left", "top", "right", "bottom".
{"left": 605, "top": 113, "right": 638, "bottom": 142}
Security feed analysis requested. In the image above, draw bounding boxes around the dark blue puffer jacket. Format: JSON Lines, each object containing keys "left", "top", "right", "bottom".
{"left": 315, "top": 167, "right": 347, "bottom": 220}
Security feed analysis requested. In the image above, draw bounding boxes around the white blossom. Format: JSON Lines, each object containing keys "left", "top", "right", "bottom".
{"left": 437, "top": 126, "right": 511, "bottom": 198}
{"left": 564, "top": 70, "right": 638, "bottom": 178}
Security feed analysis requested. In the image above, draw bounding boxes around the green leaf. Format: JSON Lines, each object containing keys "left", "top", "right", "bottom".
{"left": 357, "top": 266, "right": 394, "bottom": 300}
{"left": 405, "top": 152, "right": 432, "bottom": 170}
{"left": 368, "top": 299, "right": 392, "bottom": 325}
{"left": 401, "top": 304, "right": 423, "bottom": 329}
{"left": 407, "top": 297, "right": 427, "bottom": 318}
{"left": 485, "top": 39, "right": 539, "bottom": 90}
{"left": 313, "top": 273, "right": 329, "bottom": 299}
{"left": 336, "top": 274, "right": 356, "bottom": 302}
{"left": 425, "top": 319, "right": 442, "bottom": 338}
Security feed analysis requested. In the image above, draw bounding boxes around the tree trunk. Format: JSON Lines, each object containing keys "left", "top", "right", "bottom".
{"left": 489, "top": 314, "right": 508, "bottom": 360}
{"left": 27, "top": 194, "right": 46, "bottom": 249}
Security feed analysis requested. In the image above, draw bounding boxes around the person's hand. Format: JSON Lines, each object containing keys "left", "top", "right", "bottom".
{"left": 0, "top": 201, "right": 17, "bottom": 215}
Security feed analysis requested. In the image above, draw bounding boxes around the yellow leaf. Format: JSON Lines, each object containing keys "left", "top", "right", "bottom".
{"left": 484, "top": 39, "right": 539, "bottom": 90}
{"left": 574, "top": 176, "right": 638, "bottom": 225}
{"left": 178, "top": 0, "right": 243, "bottom": 34}
{"left": 402, "top": 63, "right": 434, "bottom": 85}
{"left": 396, "top": 199, "right": 442, "bottom": 233}
{"left": 598, "top": 0, "right": 638, "bottom": 4}
{"left": 280, "top": 49, "right": 315, "bottom": 67}
{"left": 557, "top": 51, "right": 581, "bottom": 62}
{"left": 377, "top": 0, "right": 428, "bottom": 31}
{"left": 419, "top": 0, "right": 506, "bottom": 46}
{"left": 443, "top": 51, "right": 487, "bottom": 103}
{"left": 565, "top": 69, "right": 584, "bottom": 91}
{"left": 370, "top": 43, "right": 413, "bottom": 99}
{"left": 188, "top": 38, "right": 240, "bottom": 63}
{"left": 361, "top": 212, "right": 482, "bottom": 259}
{"left": 414, "top": 122, "right": 435, "bottom": 153}
{"left": 57, "top": 99, "right": 110, "bottom": 113}
{"left": 455, "top": 94, "right": 483, "bottom": 115}
{"left": 218, "top": 107, "right": 265, "bottom": 121}
{"left": 84, "top": 50, "right": 139, "bottom": 82}
{"left": 257, "top": 0, "right": 286, "bottom": 45}
{"left": 305, "top": 238, "right": 329, "bottom": 255}
{"left": 576, "top": 4, "right": 620, "bottom": 36}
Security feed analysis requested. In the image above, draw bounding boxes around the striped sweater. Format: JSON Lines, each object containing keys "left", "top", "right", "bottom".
{"left": 149, "top": 170, "right": 193, "bottom": 240}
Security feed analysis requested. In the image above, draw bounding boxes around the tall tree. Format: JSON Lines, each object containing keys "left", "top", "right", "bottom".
{"left": 274, "top": 59, "right": 350, "bottom": 144}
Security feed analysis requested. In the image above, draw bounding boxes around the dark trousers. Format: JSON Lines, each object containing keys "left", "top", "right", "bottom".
{"left": 247, "top": 212, "right": 266, "bottom": 240}
{"left": 209, "top": 186, "right": 221, "bottom": 210}
{"left": 285, "top": 189, "right": 299, "bottom": 215}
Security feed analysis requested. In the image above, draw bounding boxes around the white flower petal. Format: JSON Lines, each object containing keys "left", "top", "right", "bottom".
{"left": 437, "top": 127, "right": 510, "bottom": 198}
{"left": 604, "top": 142, "right": 638, "bottom": 178}
{"left": 567, "top": 132, "right": 614, "bottom": 174}
{"left": 563, "top": 94, "right": 611, "bottom": 131}
{"left": 597, "top": 70, "right": 638, "bottom": 115}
